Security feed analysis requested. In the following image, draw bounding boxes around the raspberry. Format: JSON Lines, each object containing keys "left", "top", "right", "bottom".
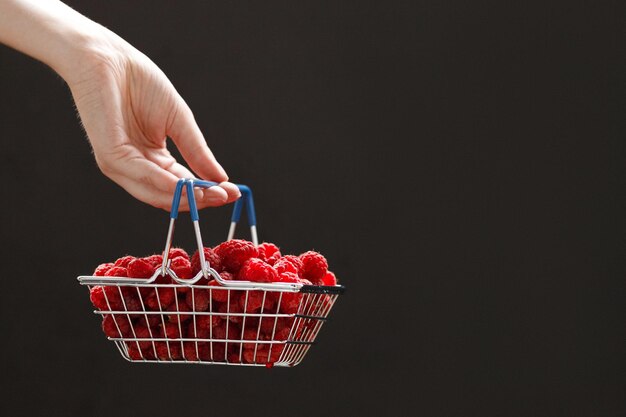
{"left": 103, "top": 286, "right": 124, "bottom": 311}
{"left": 186, "top": 288, "right": 210, "bottom": 311}
{"left": 258, "top": 242, "right": 281, "bottom": 265}
{"left": 126, "top": 343, "right": 144, "bottom": 360}
{"left": 101, "top": 315, "right": 132, "bottom": 338}
{"left": 298, "top": 251, "right": 328, "bottom": 284}
{"left": 162, "top": 322, "right": 181, "bottom": 339}
{"left": 155, "top": 342, "right": 182, "bottom": 360}
{"left": 240, "top": 290, "right": 263, "bottom": 312}
{"left": 145, "top": 287, "right": 175, "bottom": 310}
{"left": 120, "top": 288, "right": 142, "bottom": 314}
{"left": 208, "top": 342, "right": 227, "bottom": 362}
{"left": 218, "top": 300, "right": 243, "bottom": 324}
{"left": 170, "top": 257, "right": 193, "bottom": 279}
{"left": 191, "top": 247, "right": 222, "bottom": 275}
{"left": 242, "top": 328, "right": 261, "bottom": 350}
{"left": 136, "top": 315, "right": 161, "bottom": 328}
{"left": 238, "top": 258, "right": 279, "bottom": 283}
{"left": 322, "top": 271, "right": 337, "bottom": 286}
{"left": 104, "top": 266, "right": 128, "bottom": 278}
{"left": 89, "top": 286, "right": 109, "bottom": 310}
{"left": 93, "top": 263, "right": 114, "bottom": 276}
{"left": 214, "top": 239, "right": 258, "bottom": 272}
{"left": 240, "top": 290, "right": 275, "bottom": 313}
{"left": 133, "top": 324, "right": 154, "bottom": 350}
{"left": 274, "top": 325, "right": 292, "bottom": 341}
{"left": 208, "top": 272, "right": 233, "bottom": 303}
{"left": 167, "top": 300, "right": 191, "bottom": 323}
{"left": 128, "top": 258, "right": 155, "bottom": 278}
{"left": 145, "top": 254, "right": 163, "bottom": 268}
{"left": 259, "top": 316, "right": 280, "bottom": 333}
{"left": 243, "top": 344, "right": 283, "bottom": 364}
{"left": 114, "top": 256, "right": 135, "bottom": 268}
{"left": 183, "top": 341, "right": 214, "bottom": 361}
{"left": 277, "top": 273, "right": 303, "bottom": 314}
{"left": 281, "top": 255, "right": 303, "bottom": 275}
{"left": 212, "top": 323, "right": 241, "bottom": 348}
{"left": 274, "top": 258, "right": 299, "bottom": 275}
{"left": 168, "top": 248, "right": 189, "bottom": 261}
{"left": 188, "top": 313, "right": 221, "bottom": 339}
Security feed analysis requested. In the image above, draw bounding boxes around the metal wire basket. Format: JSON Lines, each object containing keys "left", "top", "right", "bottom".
{"left": 78, "top": 179, "right": 344, "bottom": 367}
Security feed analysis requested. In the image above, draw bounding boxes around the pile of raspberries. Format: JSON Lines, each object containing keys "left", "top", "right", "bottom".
{"left": 88, "top": 239, "right": 337, "bottom": 364}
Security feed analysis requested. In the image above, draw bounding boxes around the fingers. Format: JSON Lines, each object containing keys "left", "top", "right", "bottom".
{"left": 168, "top": 103, "right": 228, "bottom": 183}
{"left": 101, "top": 154, "right": 241, "bottom": 212}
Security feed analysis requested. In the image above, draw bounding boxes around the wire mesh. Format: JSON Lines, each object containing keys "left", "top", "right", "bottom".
{"left": 82, "top": 281, "right": 340, "bottom": 367}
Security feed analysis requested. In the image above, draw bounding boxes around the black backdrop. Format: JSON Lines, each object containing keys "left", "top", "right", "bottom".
{"left": 0, "top": 1, "right": 623, "bottom": 416}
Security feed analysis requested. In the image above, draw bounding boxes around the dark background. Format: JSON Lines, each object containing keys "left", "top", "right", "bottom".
{"left": 0, "top": 1, "right": 623, "bottom": 416}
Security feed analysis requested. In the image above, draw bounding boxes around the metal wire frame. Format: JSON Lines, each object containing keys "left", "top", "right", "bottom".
{"left": 78, "top": 279, "right": 342, "bottom": 367}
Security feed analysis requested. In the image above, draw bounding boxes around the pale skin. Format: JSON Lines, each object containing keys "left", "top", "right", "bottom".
{"left": 0, "top": 0, "right": 241, "bottom": 210}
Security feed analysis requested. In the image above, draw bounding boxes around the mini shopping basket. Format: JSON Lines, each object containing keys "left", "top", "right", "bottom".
{"left": 78, "top": 179, "right": 345, "bottom": 367}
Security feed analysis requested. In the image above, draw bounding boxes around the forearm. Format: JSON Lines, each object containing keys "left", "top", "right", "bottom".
{"left": 0, "top": 0, "right": 122, "bottom": 84}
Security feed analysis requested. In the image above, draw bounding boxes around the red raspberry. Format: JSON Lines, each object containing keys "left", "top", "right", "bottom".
{"left": 120, "top": 288, "right": 142, "bottom": 314}
{"left": 114, "top": 256, "right": 135, "bottom": 268}
{"left": 243, "top": 344, "right": 283, "bottom": 364}
{"left": 281, "top": 255, "right": 303, "bottom": 275}
{"left": 257, "top": 242, "right": 281, "bottom": 264}
{"left": 186, "top": 288, "right": 210, "bottom": 311}
{"left": 242, "top": 328, "right": 261, "bottom": 350}
{"left": 274, "top": 325, "right": 292, "bottom": 341}
{"left": 155, "top": 342, "right": 182, "bottom": 360}
{"left": 259, "top": 316, "right": 280, "bottom": 334}
{"left": 128, "top": 258, "right": 155, "bottom": 278}
{"left": 238, "top": 258, "right": 278, "bottom": 283}
{"left": 168, "top": 248, "right": 189, "bottom": 261}
{"left": 104, "top": 266, "right": 129, "bottom": 278}
{"left": 214, "top": 239, "right": 258, "bottom": 272}
{"left": 145, "top": 254, "right": 163, "bottom": 268}
{"left": 89, "top": 286, "right": 109, "bottom": 310}
{"left": 196, "top": 313, "right": 221, "bottom": 331}
{"left": 167, "top": 300, "right": 192, "bottom": 323}
{"left": 162, "top": 322, "right": 181, "bottom": 339}
{"left": 191, "top": 247, "right": 222, "bottom": 275}
{"left": 188, "top": 320, "right": 209, "bottom": 339}
{"left": 218, "top": 300, "right": 244, "bottom": 324}
{"left": 93, "top": 263, "right": 114, "bottom": 276}
{"left": 145, "top": 287, "right": 175, "bottom": 310}
{"left": 183, "top": 342, "right": 211, "bottom": 361}
{"left": 208, "top": 342, "right": 227, "bottom": 362}
{"left": 322, "top": 271, "right": 337, "bottom": 286}
{"left": 298, "top": 251, "right": 328, "bottom": 284}
{"left": 170, "top": 257, "right": 193, "bottom": 279}
{"left": 126, "top": 343, "right": 144, "bottom": 360}
{"left": 136, "top": 315, "right": 161, "bottom": 329}
{"left": 101, "top": 315, "right": 132, "bottom": 338}
{"left": 208, "top": 272, "right": 233, "bottom": 303}
{"left": 212, "top": 323, "right": 241, "bottom": 345}
{"left": 274, "top": 258, "right": 299, "bottom": 275}
{"left": 133, "top": 324, "right": 154, "bottom": 350}
{"left": 277, "top": 273, "right": 303, "bottom": 314}
{"left": 106, "top": 288, "right": 127, "bottom": 310}
{"left": 240, "top": 290, "right": 276, "bottom": 313}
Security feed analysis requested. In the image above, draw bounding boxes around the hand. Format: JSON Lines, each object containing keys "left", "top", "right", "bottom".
{"left": 0, "top": 0, "right": 240, "bottom": 210}
{"left": 66, "top": 37, "right": 240, "bottom": 210}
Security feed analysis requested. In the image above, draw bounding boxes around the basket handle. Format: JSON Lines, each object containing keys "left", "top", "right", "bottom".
{"left": 162, "top": 179, "right": 259, "bottom": 283}
{"left": 184, "top": 179, "right": 257, "bottom": 245}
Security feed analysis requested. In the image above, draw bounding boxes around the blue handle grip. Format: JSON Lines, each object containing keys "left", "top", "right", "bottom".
{"left": 169, "top": 179, "right": 188, "bottom": 219}
{"left": 185, "top": 179, "right": 219, "bottom": 221}
{"left": 231, "top": 185, "right": 256, "bottom": 226}
{"left": 170, "top": 178, "right": 256, "bottom": 227}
